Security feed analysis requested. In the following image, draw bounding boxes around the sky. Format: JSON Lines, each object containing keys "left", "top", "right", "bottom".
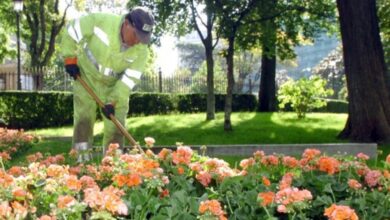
{"left": 61, "top": 1, "right": 180, "bottom": 76}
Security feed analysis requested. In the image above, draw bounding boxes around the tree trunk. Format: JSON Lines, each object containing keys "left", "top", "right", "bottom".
{"left": 258, "top": 0, "right": 277, "bottom": 112}
{"left": 224, "top": 38, "right": 235, "bottom": 131}
{"left": 337, "top": 0, "right": 390, "bottom": 143}
{"left": 258, "top": 53, "right": 276, "bottom": 112}
{"left": 205, "top": 45, "right": 215, "bottom": 120}
{"left": 258, "top": 34, "right": 276, "bottom": 111}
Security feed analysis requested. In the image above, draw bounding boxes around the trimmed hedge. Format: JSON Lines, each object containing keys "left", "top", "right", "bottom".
{"left": 0, "top": 91, "right": 73, "bottom": 129}
{"left": 0, "top": 92, "right": 258, "bottom": 129}
{"left": 0, "top": 91, "right": 347, "bottom": 129}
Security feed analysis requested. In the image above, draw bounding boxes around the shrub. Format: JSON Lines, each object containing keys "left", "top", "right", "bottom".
{"left": 278, "top": 76, "right": 334, "bottom": 118}
{"left": 0, "top": 91, "right": 73, "bottom": 129}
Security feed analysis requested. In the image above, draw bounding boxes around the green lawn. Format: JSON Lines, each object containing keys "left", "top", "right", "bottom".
{"left": 30, "top": 112, "right": 348, "bottom": 145}
{"left": 19, "top": 112, "right": 388, "bottom": 166}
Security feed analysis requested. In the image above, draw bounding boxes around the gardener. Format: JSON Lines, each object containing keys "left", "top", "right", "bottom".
{"left": 60, "top": 7, "right": 154, "bottom": 162}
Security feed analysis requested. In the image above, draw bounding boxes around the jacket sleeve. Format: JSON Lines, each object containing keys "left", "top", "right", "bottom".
{"left": 59, "top": 15, "right": 95, "bottom": 59}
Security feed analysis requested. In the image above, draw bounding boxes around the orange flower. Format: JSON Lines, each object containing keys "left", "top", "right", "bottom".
{"left": 113, "top": 173, "right": 142, "bottom": 188}
{"left": 12, "top": 187, "right": 27, "bottom": 200}
{"left": 279, "top": 173, "right": 294, "bottom": 190}
{"left": 324, "top": 204, "right": 358, "bottom": 220}
{"left": 65, "top": 175, "right": 82, "bottom": 192}
{"left": 262, "top": 176, "right": 271, "bottom": 186}
{"left": 196, "top": 171, "right": 212, "bottom": 187}
{"left": 318, "top": 156, "right": 340, "bottom": 175}
{"left": 80, "top": 175, "right": 99, "bottom": 189}
{"left": 0, "top": 152, "right": 10, "bottom": 161}
{"left": 39, "top": 215, "right": 56, "bottom": 220}
{"left": 8, "top": 166, "right": 23, "bottom": 177}
{"left": 189, "top": 162, "right": 202, "bottom": 172}
{"left": 112, "top": 174, "right": 128, "bottom": 187}
{"left": 275, "top": 187, "right": 313, "bottom": 212}
{"left": 240, "top": 158, "right": 255, "bottom": 169}
{"left": 177, "top": 167, "right": 185, "bottom": 175}
{"left": 383, "top": 170, "right": 390, "bottom": 179}
{"left": 199, "top": 200, "right": 225, "bottom": 217}
{"left": 302, "top": 148, "right": 321, "bottom": 160}
{"left": 282, "top": 156, "right": 299, "bottom": 168}
{"left": 57, "top": 195, "right": 76, "bottom": 209}
{"left": 172, "top": 146, "right": 193, "bottom": 165}
{"left": 266, "top": 155, "right": 279, "bottom": 166}
{"left": 11, "top": 201, "right": 27, "bottom": 217}
{"left": 158, "top": 148, "right": 171, "bottom": 160}
{"left": 258, "top": 192, "right": 275, "bottom": 206}
{"left": 126, "top": 173, "right": 142, "bottom": 187}
{"left": 348, "top": 179, "right": 362, "bottom": 190}
{"left": 46, "top": 164, "right": 67, "bottom": 178}
{"left": 0, "top": 201, "right": 11, "bottom": 217}
{"left": 0, "top": 171, "right": 14, "bottom": 187}
{"left": 386, "top": 154, "right": 390, "bottom": 164}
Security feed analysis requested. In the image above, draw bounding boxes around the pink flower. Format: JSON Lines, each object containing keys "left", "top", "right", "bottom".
{"left": 357, "top": 153, "right": 369, "bottom": 160}
{"left": 144, "top": 137, "right": 155, "bottom": 147}
{"left": 277, "top": 205, "right": 287, "bottom": 213}
{"left": 365, "top": 170, "right": 382, "bottom": 187}
{"left": 196, "top": 171, "right": 212, "bottom": 187}
{"left": 239, "top": 158, "right": 255, "bottom": 169}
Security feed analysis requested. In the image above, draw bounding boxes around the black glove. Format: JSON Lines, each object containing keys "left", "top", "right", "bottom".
{"left": 102, "top": 104, "right": 115, "bottom": 120}
{"left": 65, "top": 64, "right": 80, "bottom": 80}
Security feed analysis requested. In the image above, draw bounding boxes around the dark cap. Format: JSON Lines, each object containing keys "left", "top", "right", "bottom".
{"left": 127, "top": 7, "right": 154, "bottom": 44}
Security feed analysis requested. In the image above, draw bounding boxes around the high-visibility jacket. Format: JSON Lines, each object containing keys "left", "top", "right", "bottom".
{"left": 59, "top": 13, "right": 149, "bottom": 150}
{"left": 60, "top": 13, "right": 149, "bottom": 89}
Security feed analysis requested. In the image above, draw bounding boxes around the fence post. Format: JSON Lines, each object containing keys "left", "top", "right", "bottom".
{"left": 158, "top": 68, "right": 162, "bottom": 93}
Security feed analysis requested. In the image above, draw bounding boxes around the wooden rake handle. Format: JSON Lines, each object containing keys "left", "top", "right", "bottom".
{"left": 75, "top": 75, "right": 145, "bottom": 154}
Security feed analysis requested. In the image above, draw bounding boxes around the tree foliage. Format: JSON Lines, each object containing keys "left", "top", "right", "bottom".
{"left": 378, "top": 0, "right": 390, "bottom": 67}
{"left": 0, "top": 1, "right": 17, "bottom": 63}
{"left": 312, "top": 46, "right": 346, "bottom": 99}
{"left": 21, "top": 0, "right": 71, "bottom": 67}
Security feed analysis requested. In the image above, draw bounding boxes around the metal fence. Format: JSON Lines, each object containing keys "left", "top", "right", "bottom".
{"left": 0, "top": 66, "right": 259, "bottom": 94}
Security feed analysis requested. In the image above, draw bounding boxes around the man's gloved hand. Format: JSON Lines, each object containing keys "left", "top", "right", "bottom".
{"left": 102, "top": 103, "right": 115, "bottom": 120}
{"left": 64, "top": 57, "right": 80, "bottom": 80}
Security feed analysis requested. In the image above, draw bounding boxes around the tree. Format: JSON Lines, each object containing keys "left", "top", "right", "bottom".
{"left": 337, "top": 0, "right": 390, "bottom": 143}
{"left": 253, "top": 0, "right": 336, "bottom": 112}
{"left": 214, "top": 0, "right": 261, "bottom": 131}
{"left": 129, "top": 0, "right": 219, "bottom": 120}
{"left": 22, "top": 0, "right": 72, "bottom": 67}
{"left": 0, "top": 2, "right": 17, "bottom": 63}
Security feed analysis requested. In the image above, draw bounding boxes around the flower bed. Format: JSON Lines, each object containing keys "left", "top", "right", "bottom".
{"left": 0, "top": 139, "right": 389, "bottom": 220}
{"left": 0, "top": 128, "right": 37, "bottom": 164}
